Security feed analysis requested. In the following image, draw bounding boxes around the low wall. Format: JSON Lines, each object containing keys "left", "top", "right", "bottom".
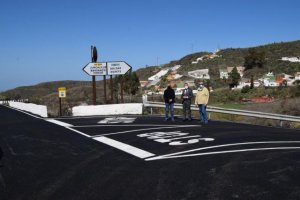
{"left": 72, "top": 103, "right": 143, "bottom": 116}
{"left": 9, "top": 102, "right": 48, "bottom": 118}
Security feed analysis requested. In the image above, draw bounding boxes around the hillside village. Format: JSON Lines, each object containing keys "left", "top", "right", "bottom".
{"left": 138, "top": 45, "right": 300, "bottom": 96}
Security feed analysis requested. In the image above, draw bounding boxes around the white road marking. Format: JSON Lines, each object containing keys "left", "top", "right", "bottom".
{"left": 46, "top": 119, "right": 73, "bottom": 127}
{"left": 92, "top": 125, "right": 200, "bottom": 137}
{"left": 65, "top": 127, "right": 92, "bottom": 138}
{"left": 146, "top": 147, "right": 300, "bottom": 161}
{"left": 73, "top": 124, "right": 200, "bottom": 127}
{"left": 45, "top": 117, "right": 156, "bottom": 159}
{"left": 145, "top": 141, "right": 300, "bottom": 161}
{"left": 94, "top": 136, "right": 155, "bottom": 159}
{"left": 98, "top": 117, "right": 136, "bottom": 124}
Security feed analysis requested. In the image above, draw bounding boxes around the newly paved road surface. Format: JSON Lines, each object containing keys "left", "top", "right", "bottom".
{"left": 1, "top": 105, "right": 300, "bottom": 200}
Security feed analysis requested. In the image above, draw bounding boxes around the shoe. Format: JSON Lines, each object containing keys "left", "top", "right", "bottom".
{"left": 164, "top": 118, "right": 168, "bottom": 121}
{"left": 182, "top": 119, "right": 187, "bottom": 122}
{"left": 171, "top": 118, "right": 175, "bottom": 122}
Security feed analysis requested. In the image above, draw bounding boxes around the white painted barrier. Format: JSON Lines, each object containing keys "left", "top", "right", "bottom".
{"left": 9, "top": 102, "right": 48, "bottom": 118}
{"left": 72, "top": 103, "right": 143, "bottom": 116}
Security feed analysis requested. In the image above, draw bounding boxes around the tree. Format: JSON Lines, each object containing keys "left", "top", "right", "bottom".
{"left": 244, "top": 48, "right": 266, "bottom": 70}
{"left": 123, "top": 71, "right": 140, "bottom": 95}
{"left": 228, "top": 67, "right": 241, "bottom": 88}
{"left": 241, "top": 85, "right": 251, "bottom": 93}
{"left": 129, "top": 72, "right": 140, "bottom": 95}
{"left": 250, "top": 75, "right": 254, "bottom": 89}
{"left": 113, "top": 75, "right": 123, "bottom": 103}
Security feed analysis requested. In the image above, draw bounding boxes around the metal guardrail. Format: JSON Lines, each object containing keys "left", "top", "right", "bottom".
{"left": 0, "top": 99, "right": 29, "bottom": 103}
{"left": 143, "top": 101, "right": 300, "bottom": 124}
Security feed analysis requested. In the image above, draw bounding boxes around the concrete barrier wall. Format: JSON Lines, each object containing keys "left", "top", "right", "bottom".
{"left": 72, "top": 103, "right": 143, "bottom": 116}
{"left": 9, "top": 102, "right": 48, "bottom": 118}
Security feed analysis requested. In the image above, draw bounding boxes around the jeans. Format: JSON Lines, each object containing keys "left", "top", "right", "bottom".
{"left": 198, "top": 104, "right": 208, "bottom": 123}
{"left": 182, "top": 100, "right": 191, "bottom": 120}
{"left": 165, "top": 103, "right": 174, "bottom": 120}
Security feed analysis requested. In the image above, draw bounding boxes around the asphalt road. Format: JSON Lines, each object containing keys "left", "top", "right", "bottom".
{"left": 1, "top": 105, "right": 300, "bottom": 200}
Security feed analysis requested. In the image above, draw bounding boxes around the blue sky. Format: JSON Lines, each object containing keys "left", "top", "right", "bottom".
{"left": 1, "top": 0, "right": 300, "bottom": 91}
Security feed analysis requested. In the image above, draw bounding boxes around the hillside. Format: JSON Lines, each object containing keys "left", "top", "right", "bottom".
{"left": 0, "top": 81, "right": 106, "bottom": 116}
{"left": 136, "top": 40, "right": 300, "bottom": 88}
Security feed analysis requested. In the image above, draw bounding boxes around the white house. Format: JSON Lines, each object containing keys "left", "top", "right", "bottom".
{"left": 294, "top": 72, "right": 300, "bottom": 81}
{"left": 227, "top": 66, "right": 245, "bottom": 78}
{"left": 279, "top": 73, "right": 295, "bottom": 86}
{"left": 148, "top": 69, "right": 169, "bottom": 81}
{"left": 171, "top": 65, "right": 182, "bottom": 71}
{"left": 232, "top": 79, "right": 260, "bottom": 90}
{"left": 260, "top": 72, "right": 278, "bottom": 87}
{"left": 219, "top": 69, "right": 229, "bottom": 79}
{"left": 188, "top": 69, "right": 210, "bottom": 79}
{"left": 219, "top": 66, "right": 245, "bottom": 79}
{"left": 281, "top": 57, "right": 300, "bottom": 62}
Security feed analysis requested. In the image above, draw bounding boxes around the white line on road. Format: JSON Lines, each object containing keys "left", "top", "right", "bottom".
{"left": 91, "top": 125, "right": 200, "bottom": 137}
{"left": 46, "top": 117, "right": 155, "bottom": 158}
{"left": 145, "top": 141, "right": 300, "bottom": 161}
{"left": 146, "top": 147, "right": 300, "bottom": 161}
{"left": 65, "top": 127, "right": 92, "bottom": 138}
{"left": 46, "top": 119, "right": 73, "bottom": 127}
{"left": 72, "top": 124, "right": 201, "bottom": 128}
{"left": 94, "top": 136, "right": 155, "bottom": 159}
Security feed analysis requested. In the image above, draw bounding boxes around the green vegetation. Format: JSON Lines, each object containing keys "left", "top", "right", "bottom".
{"left": 123, "top": 71, "right": 140, "bottom": 95}
{"left": 228, "top": 67, "right": 241, "bottom": 87}
{"left": 244, "top": 48, "right": 266, "bottom": 70}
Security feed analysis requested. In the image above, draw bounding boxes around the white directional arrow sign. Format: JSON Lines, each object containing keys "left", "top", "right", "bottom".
{"left": 83, "top": 61, "right": 131, "bottom": 76}
{"left": 107, "top": 61, "right": 131, "bottom": 75}
{"left": 83, "top": 62, "right": 107, "bottom": 76}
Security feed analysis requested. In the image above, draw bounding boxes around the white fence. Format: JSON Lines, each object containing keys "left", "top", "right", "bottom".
{"left": 7, "top": 101, "right": 48, "bottom": 118}
{"left": 72, "top": 103, "right": 143, "bottom": 116}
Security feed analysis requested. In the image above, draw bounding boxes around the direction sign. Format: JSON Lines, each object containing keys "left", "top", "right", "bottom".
{"left": 83, "top": 61, "right": 131, "bottom": 76}
{"left": 83, "top": 62, "right": 107, "bottom": 76}
{"left": 107, "top": 61, "right": 131, "bottom": 75}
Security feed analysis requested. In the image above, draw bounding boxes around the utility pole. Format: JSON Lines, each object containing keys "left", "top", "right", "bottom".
{"left": 104, "top": 76, "right": 107, "bottom": 104}
{"left": 91, "top": 46, "right": 97, "bottom": 105}
{"left": 110, "top": 75, "right": 113, "bottom": 103}
{"left": 121, "top": 77, "right": 124, "bottom": 103}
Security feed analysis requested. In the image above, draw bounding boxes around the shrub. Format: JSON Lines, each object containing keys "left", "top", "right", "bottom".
{"left": 241, "top": 85, "right": 251, "bottom": 93}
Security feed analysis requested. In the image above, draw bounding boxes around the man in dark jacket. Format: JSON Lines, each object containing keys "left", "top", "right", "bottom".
{"left": 181, "top": 82, "right": 193, "bottom": 121}
{"left": 163, "top": 84, "right": 175, "bottom": 121}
